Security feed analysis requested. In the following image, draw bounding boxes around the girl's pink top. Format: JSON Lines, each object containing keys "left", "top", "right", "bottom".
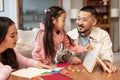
{"left": 32, "top": 24, "right": 84, "bottom": 64}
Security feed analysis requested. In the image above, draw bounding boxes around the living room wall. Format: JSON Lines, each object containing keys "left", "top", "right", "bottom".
{"left": 0, "top": 0, "right": 18, "bottom": 28}
{"left": 0, "top": 0, "right": 120, "bottom": 52}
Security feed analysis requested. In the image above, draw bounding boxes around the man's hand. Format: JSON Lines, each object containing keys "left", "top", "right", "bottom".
{"left": 103, "top": 60, "right": 116, "bottom": 73}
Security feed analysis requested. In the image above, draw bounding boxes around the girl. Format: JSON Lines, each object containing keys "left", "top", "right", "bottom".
{"left": 0, "top": 17, "right": 55, "bottom": 80}
{"left": 32, "top": 6, "right": 90, "bottom": 65}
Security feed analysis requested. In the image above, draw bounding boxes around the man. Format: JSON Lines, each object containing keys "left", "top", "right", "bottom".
{"left": 57, "top": 6, "right": 116, "bottom": 72}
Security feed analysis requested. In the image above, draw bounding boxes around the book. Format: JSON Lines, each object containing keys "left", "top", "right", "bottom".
{"left": 82, "top": 41, "right": 112, "bottom": 73}
{"left": 97, "top": 57, "right": 111, "bottom": 73}
{"left": 11, "top": 67, "right": 63, "bottom": 79}
{"left": 82, "top": 42, "right": 102, "bottom": 73}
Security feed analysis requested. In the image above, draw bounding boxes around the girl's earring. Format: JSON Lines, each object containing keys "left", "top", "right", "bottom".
{"left": 52, "top": 17, "right": 56, "bottom": 24}
{"left": 53, "top": 20, "right": 56, "bottom": 24}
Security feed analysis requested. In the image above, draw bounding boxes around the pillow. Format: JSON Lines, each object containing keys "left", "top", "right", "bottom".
{"left": 15, "top": 28, "right": 40, "bottom": 58}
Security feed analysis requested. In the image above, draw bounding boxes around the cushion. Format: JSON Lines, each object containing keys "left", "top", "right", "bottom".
{"left": 15, "top": 28, "right": 40, "bottom": 58}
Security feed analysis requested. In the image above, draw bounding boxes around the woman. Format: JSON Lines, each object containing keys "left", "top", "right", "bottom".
{"left": 0, "top": 17, "right": 55, "bottom": 80}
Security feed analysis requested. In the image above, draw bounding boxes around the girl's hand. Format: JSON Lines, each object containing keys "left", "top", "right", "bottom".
{"left": 83, "top": 44, "right": 93, "bottom": 53}
{"left": 69, "top": 56, "right": 81, "bottom": 64}
{"left": 36, "top": 62, "right": 57, "bottom": 70}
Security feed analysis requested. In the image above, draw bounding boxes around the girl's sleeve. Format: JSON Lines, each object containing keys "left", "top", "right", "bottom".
{"left": 14, "top": 50, "right": 38, "bottom": 68}
{"left": 31, "top": 31, "right": 45, "bottom": 61}
{"left": 62, "top": 32, "right": 84, "bottom": 53}
{"left": 0, "top": 62, "right": 12, "bottom": 80}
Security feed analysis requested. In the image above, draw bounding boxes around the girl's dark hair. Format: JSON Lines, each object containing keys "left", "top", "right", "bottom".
{"left": 43, "top": 6, "right": 65, "bottom": 59}
{"left": 0, "top": 17, "right": 19, "bottom": 69}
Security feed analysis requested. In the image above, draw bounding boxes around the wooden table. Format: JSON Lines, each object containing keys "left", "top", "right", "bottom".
{"left": 65, "top": 70, "right": 120, "bottom": 80}
{"left": 8, "top": 64, "right": 120, "bottom": 80}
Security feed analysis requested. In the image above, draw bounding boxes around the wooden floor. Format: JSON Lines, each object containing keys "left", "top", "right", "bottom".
{"left": 113, "top": 52, "right": 120, "bottom": 70}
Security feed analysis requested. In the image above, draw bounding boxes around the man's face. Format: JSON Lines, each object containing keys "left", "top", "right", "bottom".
{"left": 76, "top": 11, "right": 96, "bottom": 36}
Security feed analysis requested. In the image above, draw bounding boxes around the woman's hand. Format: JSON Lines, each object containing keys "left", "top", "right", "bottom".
{"left": 35, "top": 62, "right": 57, "bottom": 70}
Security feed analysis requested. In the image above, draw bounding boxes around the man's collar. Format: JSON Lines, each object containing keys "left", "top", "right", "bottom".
{"left": 89, "top": 27, "right": 100, "bottom": 42}
{"left": 67, "top": 27, "right": 99, "bottom": 42}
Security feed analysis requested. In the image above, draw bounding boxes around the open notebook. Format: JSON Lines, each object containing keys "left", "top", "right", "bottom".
{"left": 11, "top": 67, "right": 63, "bottom": 79}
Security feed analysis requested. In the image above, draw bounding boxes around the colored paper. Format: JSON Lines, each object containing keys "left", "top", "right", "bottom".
{"left": 39, "top": 73, "right": 72, "bottom": 80}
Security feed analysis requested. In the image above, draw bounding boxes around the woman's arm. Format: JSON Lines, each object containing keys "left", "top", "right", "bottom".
{"left": 0, "top": 62, "right": 13, "bottom": 80}
{"left": 15, "top": 49, "right": 37, "bottom": 67}
{"left": 14, "top": 50, "right": 56, "bottom": 69}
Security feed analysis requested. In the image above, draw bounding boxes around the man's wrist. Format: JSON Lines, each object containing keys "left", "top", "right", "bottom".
{"left": 103, "top": 60, "right": 111, "bottom": 63}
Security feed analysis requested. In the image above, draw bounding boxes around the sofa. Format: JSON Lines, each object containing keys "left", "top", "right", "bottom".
{"left": 15, "top": 28, "right": 40, "bottom": 58}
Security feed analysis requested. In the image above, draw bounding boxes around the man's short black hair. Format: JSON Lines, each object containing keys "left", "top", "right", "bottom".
{"left": 80, "top": 6, "right": 98, "bottom": 18}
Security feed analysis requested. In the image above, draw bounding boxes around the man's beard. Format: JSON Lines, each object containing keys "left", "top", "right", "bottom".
{"left": 77, "top": 25, "right": 91, "bottom": 37}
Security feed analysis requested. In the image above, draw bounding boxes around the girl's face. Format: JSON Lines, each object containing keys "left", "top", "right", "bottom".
{"left": 1, "top": 24, "right": 18, "bottom": 48}
{"left": 53, "top": 13, "right": 66, "bottom": 31}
